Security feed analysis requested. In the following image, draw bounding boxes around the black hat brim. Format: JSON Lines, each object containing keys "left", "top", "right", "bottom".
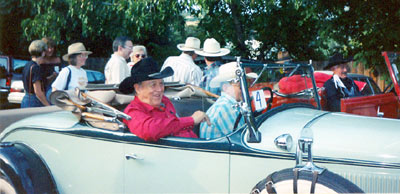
{"left": 119, "top": 67, "right": 174, "bottom": 94}
{"left": 323, "top": 54, "right": 353, "bottom": 70}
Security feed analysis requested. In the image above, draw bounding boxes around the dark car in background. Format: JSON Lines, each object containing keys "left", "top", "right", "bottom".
{"left": 7, "top": 68, "right": 105, "bottom": 104}
{"left": 0, "top": 56, "right": 29, "bottom": 109}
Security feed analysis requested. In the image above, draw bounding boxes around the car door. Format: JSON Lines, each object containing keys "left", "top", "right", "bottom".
{"left": 341, "top": 52, "right": 400, "bottom": 119}
{"left": 123, "top": 134, "right": 231, "bottom": 193}
{"left": 341, "top": 92, "right": 399, "bottom": 118}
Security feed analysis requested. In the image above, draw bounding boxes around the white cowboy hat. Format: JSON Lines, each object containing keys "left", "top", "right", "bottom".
{"left": 62, "top": 42, "right": 92, "bottom": 61}
{"left": 210, "top": 62, "right": 258, "bottom": 88}
{"left": 195, "top": 38, "right": 230, "bottom": 57}
{"left": 177, "top": 37, "right": 201, "bottom": 51}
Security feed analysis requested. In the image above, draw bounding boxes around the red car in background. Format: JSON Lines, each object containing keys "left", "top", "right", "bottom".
{"left": 249, "top": 51, "right": 400, "bottom": 119}
{"left": 340, "top": 52, "right": 400, "bottom": 118}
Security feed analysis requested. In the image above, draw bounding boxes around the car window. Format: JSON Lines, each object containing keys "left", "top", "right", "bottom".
{"left": 366, "top": 78, "right": 382, "bottom": 94}
{"left": 0, "top": 57, "right": 8, "bottom": 78}
{"left": 355, "top": 77, "right": 381, "bottom": 95}
{"left": 12, "top": 59, "right": 29, "bottom": 74}
{"left": 86, "top": 70, "right": 105, "bottom": 84}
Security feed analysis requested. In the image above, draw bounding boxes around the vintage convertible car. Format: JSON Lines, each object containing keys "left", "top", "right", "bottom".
{"left": 0, "top": 56, "right": 399, "bottom": 193}
{"left": 250, "top": 51, "right": 400, "bottom": 119}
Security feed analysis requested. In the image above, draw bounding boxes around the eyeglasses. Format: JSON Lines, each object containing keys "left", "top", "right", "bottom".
{"left": 135, "top": 54, "right": 147, "bottom": 58}
{"left": 78, "top": 54, "right": 88, "bottom": 58}
{"left": 123, "top": 45, "right": 133, "bottom": 50}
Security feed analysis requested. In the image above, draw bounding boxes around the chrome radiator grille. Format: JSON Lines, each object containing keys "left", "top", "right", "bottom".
{"left": 340, "top": 172, "right": 400, "bottom": 193}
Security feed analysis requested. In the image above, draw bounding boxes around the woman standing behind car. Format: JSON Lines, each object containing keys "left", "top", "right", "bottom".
{"left": 127, "top": 45, "right": 147, "bottom": 72}
{"left": 40, "top": 37, "right": 63, "bottom": 101}
{"left": 51, "top": 42, "right": 92, "bottom": 92}
{"left": 21, "top": 40, "right": 50, "bottom": 108}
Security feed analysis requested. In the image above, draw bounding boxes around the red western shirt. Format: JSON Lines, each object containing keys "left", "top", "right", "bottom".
{"left": 123, "top": 95, "right": 197, "bottom": 141}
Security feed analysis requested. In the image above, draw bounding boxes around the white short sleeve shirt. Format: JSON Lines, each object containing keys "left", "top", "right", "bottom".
{"left": 52, "top": 65, "right": 88, "bottom": 90}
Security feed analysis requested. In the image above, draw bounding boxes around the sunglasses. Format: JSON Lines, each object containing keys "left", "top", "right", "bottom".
{"left": 135, "top": 54, "right": 147, "bottom": 58}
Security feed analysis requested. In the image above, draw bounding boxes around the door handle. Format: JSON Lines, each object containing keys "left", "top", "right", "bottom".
{"left": 377, "top": 106, "right": 384, "bottom": 117}
{"left": 125, "top": 153, "right": 144, "bottom": 160}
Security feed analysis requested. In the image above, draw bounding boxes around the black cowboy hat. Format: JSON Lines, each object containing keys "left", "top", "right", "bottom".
{"left": 276, "top": 51, "right": 292, "bottom": 63}
{"left": 119, "top": 57, "right": 174, "bottom": 94}
{"left": 323, "top": 53, "right": 353, "bottom": 70}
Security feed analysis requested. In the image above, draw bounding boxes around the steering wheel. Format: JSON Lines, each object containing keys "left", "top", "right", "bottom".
{"left": 383, "top": 81, "right": 394, "bottom": 93}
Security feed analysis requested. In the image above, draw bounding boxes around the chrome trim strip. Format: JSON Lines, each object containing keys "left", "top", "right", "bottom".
{"left": 4, "top": 127, "right": 400, "bottom": 170}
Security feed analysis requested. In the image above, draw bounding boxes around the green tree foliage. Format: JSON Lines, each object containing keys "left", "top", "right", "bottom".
{"left": 0, "top": 0, "right": 31, "bottom": 57}
{"left": 191, "top": 0, "right": 400, "bottom": 76}
{"left": 316, "top": 0, "right": 400, "bottom": 76}
{"left": 1, "top": 0, "right": 400, "bottom": 77}
{"left": 16, "top": 0, "right": 188, "bottom": 62}
{"left": 190, "top": 0, "right": 325, "bottom": 61}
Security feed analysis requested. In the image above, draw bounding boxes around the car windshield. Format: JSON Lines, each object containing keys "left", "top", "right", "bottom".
{"left": 241, "top": 61, "right": 322, "bottom": 112}
{"left": 0, "top": 57, "right": 7, "bottom": 78}
{"left": 12, "top": 59, "right": 29, "bottom": 74}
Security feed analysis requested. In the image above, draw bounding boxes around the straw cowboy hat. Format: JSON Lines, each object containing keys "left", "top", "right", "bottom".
{"left": 119, "top": 57, "right": 174, "bottom": 94}
{"left": 195, "top": 38, "right": 230, "bottom": 57}
{"left": 177, "top": 37, "right": 201, "bottom": 51}
{"left": 210, "top": 62, "right": 258, "bottom": 88}
{"left": 323, "top": 53, "right": 353, "bottom": 70}
{"left": 62, "top": 42, "right": 92, "bottom": 61}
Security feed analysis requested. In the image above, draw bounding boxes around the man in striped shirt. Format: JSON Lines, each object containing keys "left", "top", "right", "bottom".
{"left": 200, "top": 62, "right": 257, "bottom": 139}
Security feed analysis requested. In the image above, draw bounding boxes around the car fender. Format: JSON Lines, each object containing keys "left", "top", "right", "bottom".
{"left": 0, "top": 142, "right": 58, "bottom": 194}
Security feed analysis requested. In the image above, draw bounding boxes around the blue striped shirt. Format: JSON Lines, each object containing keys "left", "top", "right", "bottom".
{"left": 201, "top": 61, "right": 221, "bottom": 95}
{"left": 200, "top": 92, "right": 244, "bottom": 139}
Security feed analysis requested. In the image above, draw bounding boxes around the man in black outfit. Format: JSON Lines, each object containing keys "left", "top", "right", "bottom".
{"left": 323, "top": 53, "right": 361, "bottom": 112}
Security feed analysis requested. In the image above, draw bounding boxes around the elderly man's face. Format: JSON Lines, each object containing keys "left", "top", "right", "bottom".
{"left": 134, "top": 79, "right": 164, "bottom": 107}
{"left": 223, "top": 82, "right": 242, "bottom": 101}
{"left": 332, "top": 63, "right": 350, "bottom": 79}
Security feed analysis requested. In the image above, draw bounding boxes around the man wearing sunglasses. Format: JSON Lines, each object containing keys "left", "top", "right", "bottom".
{"left": 161, "top": 37, "right": 203, "bottom": 86}
{"left": 104, "top": 36, "right": 133, "bottom": 84}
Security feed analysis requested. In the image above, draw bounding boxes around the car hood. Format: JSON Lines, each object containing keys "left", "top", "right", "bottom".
{"left": 250, "top": 107, "right": 400, "bottom": 165}
{"left": 0, "top": 111, "right": 80, "bottom": 140}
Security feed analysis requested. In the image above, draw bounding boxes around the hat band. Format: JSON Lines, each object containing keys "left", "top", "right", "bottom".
{"left": 185, "top": 46, "right": 197, "bottom": 49}
{"left": 203, "top": 49, "right": 223, "bottom": 54}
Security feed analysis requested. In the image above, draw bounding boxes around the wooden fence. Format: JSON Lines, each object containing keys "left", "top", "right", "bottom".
{"left": 350, "top": 61, "right": 387, "bottom": 91}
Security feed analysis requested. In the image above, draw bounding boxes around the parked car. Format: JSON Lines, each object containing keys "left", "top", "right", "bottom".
{"left": 0, "top": 56, "right": 29, "bottom": 109}
{"left": 2, "top": 56, "right": 400, "bottom": 193}
{"left": 7, "top": 68, "right": 105, "bottom": 104}
{"left": 250, "top": 52, "right": 400, "bottom": 119}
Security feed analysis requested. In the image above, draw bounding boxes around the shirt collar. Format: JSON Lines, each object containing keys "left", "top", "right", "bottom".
{"left": 179, "top": 53, "right": 193, "bottom": 60}
{"left": 205, "top": 61, "right": 221, "bottom": 70}
{"left": 111, "top": 53, "right": 127, "bottom": 63}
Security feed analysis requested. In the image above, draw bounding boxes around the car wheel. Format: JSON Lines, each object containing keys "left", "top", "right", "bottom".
{"left": 250, "top": 168, "right": 364, "bottom": 194}
{"left": 0, "top": 143, "right": 58, "bottom": 193}
{"left": 0, "top": 172, "right": 17, "bottom": 194}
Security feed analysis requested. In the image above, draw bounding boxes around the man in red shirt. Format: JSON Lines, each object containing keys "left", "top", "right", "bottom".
{"left": 119, "top": 58, "right": 210, "bottom": 142}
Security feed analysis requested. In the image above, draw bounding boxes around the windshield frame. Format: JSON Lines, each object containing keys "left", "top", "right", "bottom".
{"left": 241, "top": 61, "right": 322, "bottom": 110}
